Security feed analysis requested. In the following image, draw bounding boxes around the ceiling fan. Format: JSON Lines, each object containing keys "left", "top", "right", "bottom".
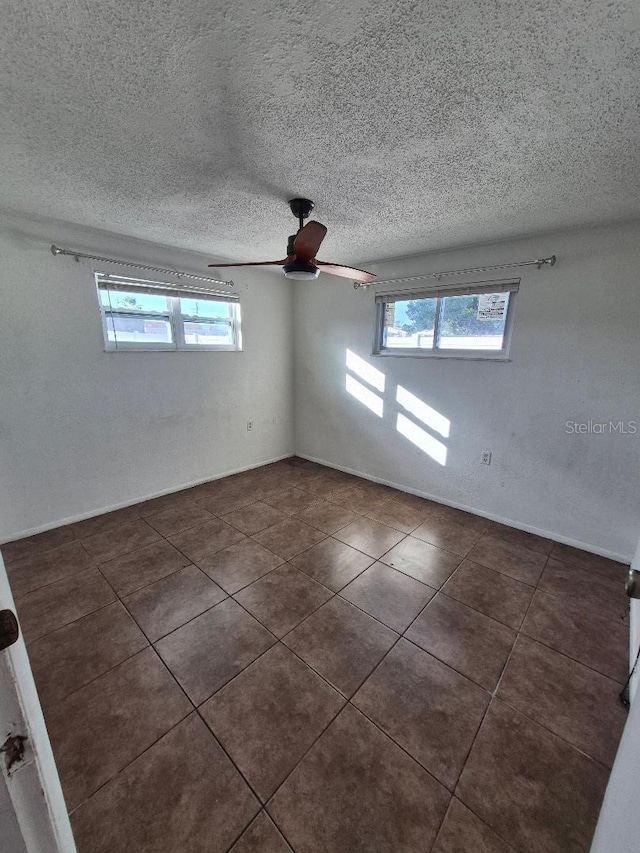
{"left": 208, "top": 198, "right": 376, "bottom": 282}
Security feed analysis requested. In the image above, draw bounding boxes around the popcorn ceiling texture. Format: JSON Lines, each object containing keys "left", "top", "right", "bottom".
{"left": 1, "top": 0, "right": 639, "bottom": 264}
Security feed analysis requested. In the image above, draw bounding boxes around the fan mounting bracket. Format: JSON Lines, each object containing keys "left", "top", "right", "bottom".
{"left": 288, "top": 198, "right": 315, "bottom": 224}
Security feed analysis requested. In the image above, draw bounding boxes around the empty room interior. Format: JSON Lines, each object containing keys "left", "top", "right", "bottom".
{"left": 1, "top": 2, "right": 640, "bottom": 852}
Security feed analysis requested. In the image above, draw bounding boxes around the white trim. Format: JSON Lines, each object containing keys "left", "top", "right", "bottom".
{"left": 296, "top": 453, "right": 632, "bottom": 564}
{"left": 0, "top": 453, "right": 295, "bottom": 544}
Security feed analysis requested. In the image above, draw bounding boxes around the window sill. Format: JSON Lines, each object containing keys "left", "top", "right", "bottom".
{"left": 372, "top": 349, "right": 511, "bottom": 361}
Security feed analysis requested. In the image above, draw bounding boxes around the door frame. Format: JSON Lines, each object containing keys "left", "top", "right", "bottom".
{"left": 0, "top": 554, "right": 76, "bottom": 852}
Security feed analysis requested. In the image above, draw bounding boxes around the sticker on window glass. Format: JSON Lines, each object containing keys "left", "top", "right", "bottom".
{"left": 477, "top": 293, "right": 508, "bottom": 320}
{"left": 384, "top": 303, "right": 395, "bottom": 327}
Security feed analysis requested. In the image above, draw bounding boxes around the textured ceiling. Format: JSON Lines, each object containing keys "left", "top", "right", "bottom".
{"left": 1, "top": 0, "right": 639, "bottom": 264}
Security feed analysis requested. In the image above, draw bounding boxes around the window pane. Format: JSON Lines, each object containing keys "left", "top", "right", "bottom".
{"left": 438, "top": 293, "right": 509, "bottom": 350}
{"left": 100, "top": 289, "right": 170, "bottom": 313}
{"left": 183, "top": 320, "right": 233, "bottom": 346}
{"left": 179, "top": 297, "right": 233, "bottom": 319}
{"left": 382, "top": 298, "right": 436, "bottom": 349}
{"left": 106, "top": 314, "right": 173, "bottom": 344}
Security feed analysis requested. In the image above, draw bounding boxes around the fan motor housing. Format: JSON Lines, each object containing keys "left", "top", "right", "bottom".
{"left": 282, "top": 258, "right": 320, "bottom": 280}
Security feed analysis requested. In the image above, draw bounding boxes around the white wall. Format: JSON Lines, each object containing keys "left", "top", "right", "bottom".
{"left": 294, "top": 220, "right": 640, "bottom": 560}
{"left": 0, "top": 211, "right": 294, "bottom": 541}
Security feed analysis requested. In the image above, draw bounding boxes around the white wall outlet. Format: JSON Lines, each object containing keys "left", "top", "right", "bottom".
{"left": 247, "top": 420, "right": 253, "bottom": 431}
{"left": 481, "top": 450, "right": 492, "bottom": 465}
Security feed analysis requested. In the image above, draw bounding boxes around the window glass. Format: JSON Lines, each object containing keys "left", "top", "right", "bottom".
{"left": 438, "top": 293, "right": 509, "bottom": 350}
{"left": 382, "top": 298, "right": 436, "bottom": 350}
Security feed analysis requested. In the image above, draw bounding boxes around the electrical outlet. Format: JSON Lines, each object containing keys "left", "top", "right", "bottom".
{"left": 481, "top": 450, "right": 492, "bottom": 465}
{"left": 247, "top": 420, "right": 253, "bottom": 431}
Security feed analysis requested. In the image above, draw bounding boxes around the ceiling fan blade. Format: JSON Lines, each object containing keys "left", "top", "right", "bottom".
{"left": 207, "top": 259, "right": 288, "bottom": 268}
{"left": 293, "top": 221, "right": 327, "bottom": 261}
{"left": 316, "top": 262, "right": 376, "bottom": 283}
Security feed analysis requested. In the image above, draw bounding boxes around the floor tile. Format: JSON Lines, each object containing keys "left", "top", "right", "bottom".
{"left": 330, "top": 486, "right": 394, "bottom": 515}
{"left": 549, "top": 542, "right": 628, "bottom": 580}
{"left": 264, "top": 488, "right": 323, "bottom": 516}
{"left": 430, "top": 505, "right": 490, "bottom": 531}
{"left": 538, "top": 557, "right": 627, "bottom": 624}
{"left": 123, "top": 565, "right": 227, "bottom": 641}
{"left": 223, "top": 501, "right": 289, "bottom": 535}
{"left": 80, "top": 519, "right": 161, "bottom": 563}
{"left": 283, "top": 597, "right": 398, "bottom": 697}
{"left": 155, "top": 599, "right": 275, "bottom": 704}
{"left": 442, "top": 559, "right": 534, "bottom": 629}
{"left": 289, "top": 537, "right": 374, "bottom": 591}
{"left": 199, "top": 492, "right": 256, "bottom": 517}
{"left": 412, "top": 515, "right": 485, "bottom": 557}
{"left": 340, "top": 562, "right": 435, "bottom": 632}
{"left": 7, "top": 540, "right": 93, "bottom": 599}
{"left": 302, "top": 474, "right": 353, "bottom": 499}
{"left": 382, "top": 490, "right": 437, "bottom": 516}
{"left": 252, "top": 518, "right": 327, "bottom": 560}
{"left": 365, "top": 499, "right": 426, "bottom": 533}
{"left": 333, "top": 517, "right": 405, "bottom": 559}
{"left": 432, "top": 798, "right": 515, "bottom": 853}
{"left": 144, "top": 502, "right": 214, "bottom": 537}
{"left": 406, "top": 594, "right": 516, "bottom": 691}
{"left": 379, "top": 536, "right": 461, "bottom": 588}
{"left": 168, "top": 518, "right": 246, "bottom": 561}
{"left": 487, "top": 521, "right": 553, "bottom": 556}
{"left": 99, "top": 539, "right": 191, "bottom": 596}
{"left": 456, "top": 699, "right": 609, "bottom": 853}
{"left": 1, "top": 525, "right": 76, "bottom": 566}
{"left": 353, "top": 639, "right": 488, "bottom": 789}
{"left": 16, "top": 570, "right": 116, "bottom": 642}
{"left": 201, "top": 644, "right": 344, "bottom": 801}
{"left": 136, "top": 489, "right": 198, "bottom": 518}
{"left": 70, "top": 506, "right": 141, "bottom": 540}
{"left": 497, "top": 635, "right": 627, "bottom": 768}
{"left": 197, "top": 539, "right": 284, "bottom": 594}
{"left": 46, "top": 647, "right": 191, "bottom": 810}
{"left": 293, "top": 499, "right": 359, "bottom": 534}
{"left": 234, "top": 564, "right": 332, "bottom": 638}
{"left": 521, "top": 590, "right": 628, "bottom": 683}
{"left": 71, "top": 713, "right": 259, "bottom": 853}
{"left": 268, "top": 704, "right": 450, "bottom": 853}
{"left": 467, "top": 535, "right": 547, "bottom": 586}
{"left": 230, "top": 812, "right": 292, "bottom": 853}
{"left": 28, "top": 601, "right": 148, "bottom": 710}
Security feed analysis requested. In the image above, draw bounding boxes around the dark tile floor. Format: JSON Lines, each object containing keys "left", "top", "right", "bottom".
{"left": 2, "top": 457, "right": 631, "bottom": 853}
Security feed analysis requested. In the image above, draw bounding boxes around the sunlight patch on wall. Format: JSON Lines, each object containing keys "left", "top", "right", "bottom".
{"left": 346, "top": 349, "right": 385, "bottom": 392}
{"left": 396, "top": 413, "right": 447, "bottom": 465}
{"left": 396, "top": 385, "right": 450, "bottom": 438}
{"left": 346, "top": 375, "right": 384, "bottom": 417}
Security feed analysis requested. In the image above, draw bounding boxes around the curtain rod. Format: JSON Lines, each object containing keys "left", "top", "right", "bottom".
{"left": 50, "top": 244, "right": 234, "bottom": 288}
{"left": 353, "top": 254, "right": 556, "bottom": 289}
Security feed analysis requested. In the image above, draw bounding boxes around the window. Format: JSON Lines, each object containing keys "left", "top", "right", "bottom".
{"left": 96, "top": 274, "right": 241, "bottom": 351}
{"left": 373, "top": 280, "right": 518, "bottom": 359}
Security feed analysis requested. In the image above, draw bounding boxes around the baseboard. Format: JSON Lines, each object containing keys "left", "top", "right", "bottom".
{"left": 1, "top": 452, "right": 295, "bottom": 544}
{"left": 297, "top": 453, "right": 632, "bottom": 565}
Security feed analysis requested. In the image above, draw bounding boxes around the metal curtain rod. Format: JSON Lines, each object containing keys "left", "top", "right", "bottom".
{"left": 50, "top": 244, "right": 234, "bottom": 288}
{"left": 353, "top": 254, "right": 556, "bottom": 289}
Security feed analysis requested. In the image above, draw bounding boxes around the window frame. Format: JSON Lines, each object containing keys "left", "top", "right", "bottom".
{"left": 372, "top": 278, "right": 519, "bottom": 361}
{"left": 95, "top": 274, "right": 242, "bottom": 353}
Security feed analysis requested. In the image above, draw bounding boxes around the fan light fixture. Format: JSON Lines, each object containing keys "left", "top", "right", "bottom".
{"left": 282, "top": 259, "right": 320, "bottom": 280}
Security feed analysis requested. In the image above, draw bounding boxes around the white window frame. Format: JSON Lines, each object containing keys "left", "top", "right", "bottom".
{"left": 95, "top": 273, "right": 242, "bottom": 352}
{"left": 372, "top": 278, "right": 519, "bottom": 360}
